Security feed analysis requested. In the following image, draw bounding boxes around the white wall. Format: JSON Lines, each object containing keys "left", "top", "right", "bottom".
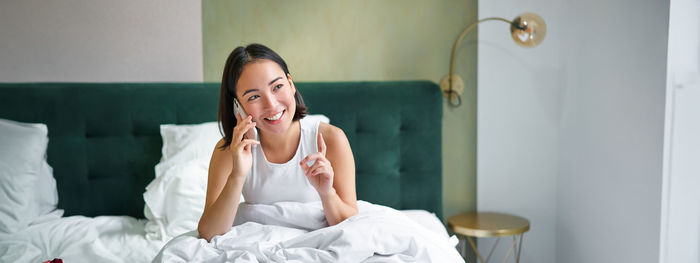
{"left": 660, "top": 0, "right": 700, "bottom": 262}
{"left": 478, "top": 0, "right": 670, "bottom": 262}
{"left": 0, "top": 0, "right": 202, "bottom": 82}
{"left": 557, "top": 0, "right": 669, "bottom": 262}
{"left": 477, "top": 1, "right": 563, "bottom": 262}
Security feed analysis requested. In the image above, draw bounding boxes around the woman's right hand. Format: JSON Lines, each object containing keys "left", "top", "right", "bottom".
{"left": 230, "top": 114, "right": 259, "bottom": 179}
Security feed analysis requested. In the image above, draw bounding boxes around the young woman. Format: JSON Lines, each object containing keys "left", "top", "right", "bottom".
{"left": 197, "top": 44, "right": 358, "bottom": 241}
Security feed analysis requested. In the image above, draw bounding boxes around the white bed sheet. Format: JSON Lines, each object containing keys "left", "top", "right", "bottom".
{"left": 0, "top": 210, "right": 165, "bottom": 263}
{"left": 0, "top": 206, "right": 455, "bottom": 263}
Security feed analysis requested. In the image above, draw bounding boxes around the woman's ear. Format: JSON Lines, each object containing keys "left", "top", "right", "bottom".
{"left": 287, "top": 73, "right": 296, "bottom": 91}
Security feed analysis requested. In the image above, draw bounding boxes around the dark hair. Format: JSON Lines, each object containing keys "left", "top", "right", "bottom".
{"left": 218, "top": 43, "right": 307, "bottom": 150}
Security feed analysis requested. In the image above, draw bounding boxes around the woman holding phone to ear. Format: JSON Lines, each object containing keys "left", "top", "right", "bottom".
{"left": 197, "top": 44, "right": 358, "bottom": 242}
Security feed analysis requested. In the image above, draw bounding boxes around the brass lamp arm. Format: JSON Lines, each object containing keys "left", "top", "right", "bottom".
{"left": 447, "top": 17, "right": 512, "bottom": 107}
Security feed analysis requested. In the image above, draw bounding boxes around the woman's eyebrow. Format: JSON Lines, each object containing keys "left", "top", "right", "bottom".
{"left": 268, "top": 77, "right": 283, "bottom": 86}
{"left": 241, "top": 77, "right": 283, "bottom": 97}
{"left": 242, "top": 88, "right": 259, "bottom": 97}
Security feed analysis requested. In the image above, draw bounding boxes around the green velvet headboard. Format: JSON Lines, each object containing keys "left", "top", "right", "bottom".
{"left": 0, "top": 81, "right": 442, "bottom": 219}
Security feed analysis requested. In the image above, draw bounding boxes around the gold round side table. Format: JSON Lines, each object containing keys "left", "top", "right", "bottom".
{"left": 448, "top": 212, "right": 530, "bottom": 263}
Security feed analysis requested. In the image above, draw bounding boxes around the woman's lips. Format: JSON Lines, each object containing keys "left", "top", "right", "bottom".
{"left": 263, "top": 110, "right": 285, "bottom": 124}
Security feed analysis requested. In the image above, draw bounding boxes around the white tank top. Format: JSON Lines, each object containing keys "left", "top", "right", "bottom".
{"left": 241, "top": 117, "right": 322, "bottom": 204}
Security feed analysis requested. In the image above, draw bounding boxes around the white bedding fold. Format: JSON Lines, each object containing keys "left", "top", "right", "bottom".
{"left": 153, "top": 201, "right": 463, "bottom": 263}
{"left": 0, "top": 211, "right": 165, "bottom": 263}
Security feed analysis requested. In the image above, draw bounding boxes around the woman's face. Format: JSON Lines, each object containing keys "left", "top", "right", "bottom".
{"left": 235, "top": 59, "right": 297, "bottom": 135}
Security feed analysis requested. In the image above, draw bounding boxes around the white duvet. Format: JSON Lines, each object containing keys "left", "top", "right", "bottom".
{"left": 153, "top": 201, "right": 464, "bottom": 263}
{"left": 0, "top": 203, "right": 460, "bottom": 263}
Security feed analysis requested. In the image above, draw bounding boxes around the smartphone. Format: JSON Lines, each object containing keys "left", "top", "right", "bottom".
{"left": 233, "top": 98, "right": 248, "bottom": 119}
{"left": 233, "top": 98, "right": 256, "bottom": 140}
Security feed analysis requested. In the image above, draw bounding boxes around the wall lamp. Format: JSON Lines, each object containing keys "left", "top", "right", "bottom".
{"left": 441, "top": 13, "right": 547, "bottom": 107}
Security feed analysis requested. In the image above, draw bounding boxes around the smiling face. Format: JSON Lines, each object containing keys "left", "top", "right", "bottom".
{"left": 235, "top": 59, "right": 297, "bottom": 135}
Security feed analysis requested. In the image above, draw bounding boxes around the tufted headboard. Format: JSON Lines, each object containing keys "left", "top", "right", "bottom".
{"left": 0, "top": 81, "right": 442, "bottom": 219}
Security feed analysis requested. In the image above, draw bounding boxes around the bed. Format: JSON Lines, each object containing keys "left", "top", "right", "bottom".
{"left": 0, "top": 81, "right": 461, "bottom": 262}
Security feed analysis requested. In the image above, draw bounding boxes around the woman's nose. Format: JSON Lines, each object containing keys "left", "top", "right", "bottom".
{"left": 261, "top": 93, "right": 277, "bottom": 109}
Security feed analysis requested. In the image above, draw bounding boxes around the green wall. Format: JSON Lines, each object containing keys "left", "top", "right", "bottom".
{"left": 202, "top": 0, "right": 477, "bottom": 220}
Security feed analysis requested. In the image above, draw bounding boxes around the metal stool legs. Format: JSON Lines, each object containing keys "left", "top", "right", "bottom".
{"left": 462, "top": 234, "right": 525, "bottom": 263}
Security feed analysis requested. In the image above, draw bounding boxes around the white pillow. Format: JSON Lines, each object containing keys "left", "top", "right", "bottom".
{"left": 0, "top": 118, "right": 49, "bottom": 233}
{"left": 34, "top": 160, "right": 59, "bottom": 219}
{"left": 155, "top": 121, "right": 222, "bottom": 176}
{"left": 144, "top": 158, "right": 210, "bottom": 240}
{"left": 400, "top": 210, "right": 450, "bottom": 240}
{"left": 143, "top": 115, "right": 330, "bottom": 241}
{"left": 144, "top": 121, "right": 221, "bottom": 240}
{"left": 303, "top": 114, "right": 330, "bottom": 126}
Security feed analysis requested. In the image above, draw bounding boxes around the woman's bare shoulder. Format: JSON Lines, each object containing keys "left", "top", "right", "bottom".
{"left": 318, "top": 122, "right": 351, "bottom": 153}
{"left": 210, "top": 138, "right": 232, "bottom": 166}
{"left": 214, "top": 137, "right": 228, "bottom": 150}
{"left": 318, "top": 122, "right": 346, "bottom": 142}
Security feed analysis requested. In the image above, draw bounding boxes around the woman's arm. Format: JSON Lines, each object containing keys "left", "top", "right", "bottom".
{"left": 301, "top": 124, "right": 358, "bottom": 225}
{"left": 198, "top": 117, "right": 258, "bottom": 242}
{"left": 197, "top": 139, "right": 244, "bottom": 242}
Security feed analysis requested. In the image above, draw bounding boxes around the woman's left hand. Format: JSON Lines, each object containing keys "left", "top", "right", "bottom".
{"left": 300, "top": 132, "right": 334, "bottom": 196}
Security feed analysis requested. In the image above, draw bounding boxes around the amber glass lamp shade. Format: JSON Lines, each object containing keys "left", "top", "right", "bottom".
{"left": 510, "top": 13, "right": 546, "bottom": 48}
